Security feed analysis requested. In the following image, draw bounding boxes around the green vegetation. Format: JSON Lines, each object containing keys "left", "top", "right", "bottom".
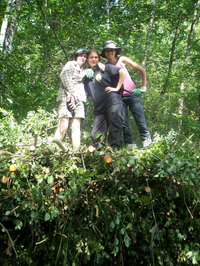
{"left": 0, "top": 109, "right": 200, "bottom": 265}
{"left": 1, "top": 0, "right": 200, "bottom": 264}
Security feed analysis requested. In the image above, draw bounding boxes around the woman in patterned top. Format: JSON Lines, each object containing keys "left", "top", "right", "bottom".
{"left": 54, "top": 48, "right": 89, "bottom": 150}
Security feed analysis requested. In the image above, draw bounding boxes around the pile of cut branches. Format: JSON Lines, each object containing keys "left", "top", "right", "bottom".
{"left": 0, "top": 109, "right": 200, "bottom": 265}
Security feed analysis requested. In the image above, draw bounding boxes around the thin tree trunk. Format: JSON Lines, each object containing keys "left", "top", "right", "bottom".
{"left": 198, "top": 91, "right": 200, "bottom": 122}
{"left": 0, "top": 0, "right": 22, "bottom": 90}
{"left": 105, "top": 0, "right": 110, "bottom": 29}
{"left": 142, "top": 0, "right": 156, "bottom": 68}
{"left": 178, "top": 0, "right": 200, "bottom": 129}
{"left": 0, "top": 0, "right": 23, "bottom": 54}
{"left": 161, "top": 17, "right": 184, "bottom": 94}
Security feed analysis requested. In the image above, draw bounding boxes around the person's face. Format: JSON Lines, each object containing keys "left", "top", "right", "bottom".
{"left": 76, "top": 53, "right": 87, "bottom": 66}
{"left": 87, "top": 52, "right": 99, "bottom": 69}
{"left": 104, "top": 48, "right": 117, "bottom": 59}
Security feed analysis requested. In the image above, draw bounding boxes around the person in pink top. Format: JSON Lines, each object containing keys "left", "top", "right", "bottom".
{"left": 100, "top": 40, "right": 152, "bottom": 148}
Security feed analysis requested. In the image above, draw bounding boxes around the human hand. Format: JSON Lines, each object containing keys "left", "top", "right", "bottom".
{"left": 68, "top": 96, "right": 76, "bottom": 110}
{"left": 105, "top": 87, "right": 119, "bottom": 93}
{"left": 98, "top": 62, "right": 105, "bottom": 72}
{"left": 85, "top": 69, "right": 94, "bottom": 79}
{"left": 140, "top": 86, "right": 147, "bottom": 92}
{"left": 132, "top": 88, "right": 143, "bottom": 96}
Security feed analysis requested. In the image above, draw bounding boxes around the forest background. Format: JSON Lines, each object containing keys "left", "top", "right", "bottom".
{"left": 0, "top": 0, "right": 200, "bottom": 266}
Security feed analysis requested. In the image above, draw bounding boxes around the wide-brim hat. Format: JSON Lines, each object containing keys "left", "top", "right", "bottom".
{"left": 100, "top": 40, "right": 121, "bottom": 58}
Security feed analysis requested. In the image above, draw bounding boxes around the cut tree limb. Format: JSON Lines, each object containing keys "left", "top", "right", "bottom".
{"left": 0, "top": 150, "right": 15, "bottom": 156}
{"left": 9, "top": 164, "right": 20, "bottom": 175}
{"left": 85, "top": 145, "right": 96, "bottom": 157}
{"left": 105, "top": 156, "right": 112, "bottom": 164}
{"left": 100, "top": 151, "right": 105, "bottom": 159}
{"left": 48, "top": 137, "right": 67, "bottom": 152}
{"left": 34, "top": 131, "right": 38, "bottom": 147}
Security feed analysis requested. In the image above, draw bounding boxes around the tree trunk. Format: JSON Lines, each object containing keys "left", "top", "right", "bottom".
{"left": 161, "top": 16, "right": 184, "bottom": 94}
{"left": 178, "top": 0, "right": 200, "bottom": 130}
{"left": 198, "top": 91, "right": 200, "bottom": 122}
{"left": 105, "top": 0, "right": 110, "bottom": 29}
{"left": 0, "top": 0, "right": 23, "bottom": 90}
{"left": 0, "top": 0, "right": 23, "bottom": 54}
{"left": 142, "top": 0, "right": 156, "bottom": 68}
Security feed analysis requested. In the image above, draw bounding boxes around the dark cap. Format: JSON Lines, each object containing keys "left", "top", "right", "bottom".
{"left": 100, "top": 40, "right": 121, "bottom": 58}
{"left": 74, "top": 48, "right": 88, "bottom": 58}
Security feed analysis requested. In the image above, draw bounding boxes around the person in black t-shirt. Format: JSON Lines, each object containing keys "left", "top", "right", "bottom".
{"left": 84, "top": 49, "right": 126, "bottom": 150}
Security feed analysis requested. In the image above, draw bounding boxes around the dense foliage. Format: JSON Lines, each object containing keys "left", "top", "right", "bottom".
{"left": 0, "top": 109, "right": 200, "bottom": 265}
{"left": 0, "top": 0, "right": 200, "bottom": 139}
{"left": 1, "top": 0, "right": 200, "bottom": 265}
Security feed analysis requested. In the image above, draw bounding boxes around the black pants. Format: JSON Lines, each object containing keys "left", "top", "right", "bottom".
{"left": 91, "top": 103, "right": 123, "bottom": 149}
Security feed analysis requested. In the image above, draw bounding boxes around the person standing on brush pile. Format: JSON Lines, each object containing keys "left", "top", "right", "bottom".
{"left": 54, "top": 48, "right": 93, "bottom": 150}
{"left": 84, "top": 49, "right": 127, "bottom": 150}
{"left": 100, "top": 40, "right": 152, "bottom": 149}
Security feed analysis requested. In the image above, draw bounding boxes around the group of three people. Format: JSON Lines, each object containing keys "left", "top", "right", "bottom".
{"left": 54, "top": 41, "right": 152, "bottom": 150}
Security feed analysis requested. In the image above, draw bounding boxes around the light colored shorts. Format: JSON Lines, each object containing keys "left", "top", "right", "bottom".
{"left": 58, "top": 101, "right": 85, "bottom": 119}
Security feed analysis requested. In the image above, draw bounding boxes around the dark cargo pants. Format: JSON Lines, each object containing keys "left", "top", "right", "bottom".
{"left": 91, "top": 103, "right": 123, "bottom": 149}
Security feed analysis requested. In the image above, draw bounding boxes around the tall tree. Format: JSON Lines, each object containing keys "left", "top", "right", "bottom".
{"left": 161, "top": 9, "right": 185, "bottom": 95}
{"left": 142, "top": 0, "right": 156, "bottom": 68}
{"left": 0, "top": 0, "right": 22, "bottom": 53}
{"left": 179, "top": 0, "right": 200, "bottom": 128}
{"left": 0, "top": 0, "right": 22, "bottom": 94}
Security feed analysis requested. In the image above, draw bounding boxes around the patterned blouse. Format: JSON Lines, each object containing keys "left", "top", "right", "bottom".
{"left": 57, "top": 60, "right": 86, "bottom": 103}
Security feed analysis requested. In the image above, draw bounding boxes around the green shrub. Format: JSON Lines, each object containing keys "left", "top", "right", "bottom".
{"left": 0, "top": 110, "right": 200, "bottom": 266}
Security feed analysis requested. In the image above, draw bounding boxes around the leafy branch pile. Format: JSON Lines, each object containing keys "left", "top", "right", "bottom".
{"left": 0, "top": 109, "right": 200, "bottom": 266}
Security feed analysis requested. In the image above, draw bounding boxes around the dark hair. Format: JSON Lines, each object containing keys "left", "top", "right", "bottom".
{"left": 74, "top": 48, "right": 88, "bottom": 59}
{"left": 87, "top": 49, "right": 100, "bottom": 59}
{"left": 100, "top": 40, "right": 121, "bottom": 58}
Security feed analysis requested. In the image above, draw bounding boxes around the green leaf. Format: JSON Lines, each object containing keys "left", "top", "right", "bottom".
{"left": 128, "top": 156, "right": 135, "bottom": 164}
{"left": 126, "top": 223, "right": 132, "bottom": 230}
{"left": 111, "top": 245, "right": 119, "bottom": 256}
{"left": 110, "top": 221, "right": 115, "bottom": 229}
{"left": 46, "top": 186, "right": 53, "bottom": 196}
{"left": 45, "top": 213, "right": 51, "bottom": 221}
{"left": 167, "top": 165, "right": 175, "bottom": 173}
{"left": 69, "top": 179, "right": 75, "bottom": 187}
{"left": 31, "top": 211, "right": 37, "bottom": 219}
{"left": 51, "top": 210, "right": 59, "bottom": 218}
{"left": 124, "top": 233, "right": 130, "bottom": 248}
{"left": 115, "top": 215, "right": 120, "bottom": 225}
{"left": 31, "top": 187, "right": 38, "bottom": 201}
{"left": 121, "top": 228, "right": 125, "bottom": 235}
{"left": 47, "top": 175, "right": 54, "bottom": 184}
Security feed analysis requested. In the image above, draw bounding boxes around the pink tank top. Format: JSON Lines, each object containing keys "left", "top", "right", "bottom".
{"left": 116, "top": 58, "right": 136, "bottom": 96}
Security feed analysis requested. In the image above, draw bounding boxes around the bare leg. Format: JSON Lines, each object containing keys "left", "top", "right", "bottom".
{"left": 54, "top": 117, "right": 69, "bottom": 140}
{"left": 71, "top": 118, "right": 81, "bottom": 150}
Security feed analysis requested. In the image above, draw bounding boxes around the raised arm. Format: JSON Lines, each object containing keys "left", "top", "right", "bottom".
{"left": 120, "top": 56, "right": 146, "bottom": 87}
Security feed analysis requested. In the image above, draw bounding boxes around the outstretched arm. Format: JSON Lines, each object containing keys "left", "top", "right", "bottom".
{"left": 105, "top": 69, "right": 127, "bottom": 93}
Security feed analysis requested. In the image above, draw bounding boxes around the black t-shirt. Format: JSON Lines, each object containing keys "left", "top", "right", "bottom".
{"left": 84, "top": 64, "right": 122, "bottom": 113}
